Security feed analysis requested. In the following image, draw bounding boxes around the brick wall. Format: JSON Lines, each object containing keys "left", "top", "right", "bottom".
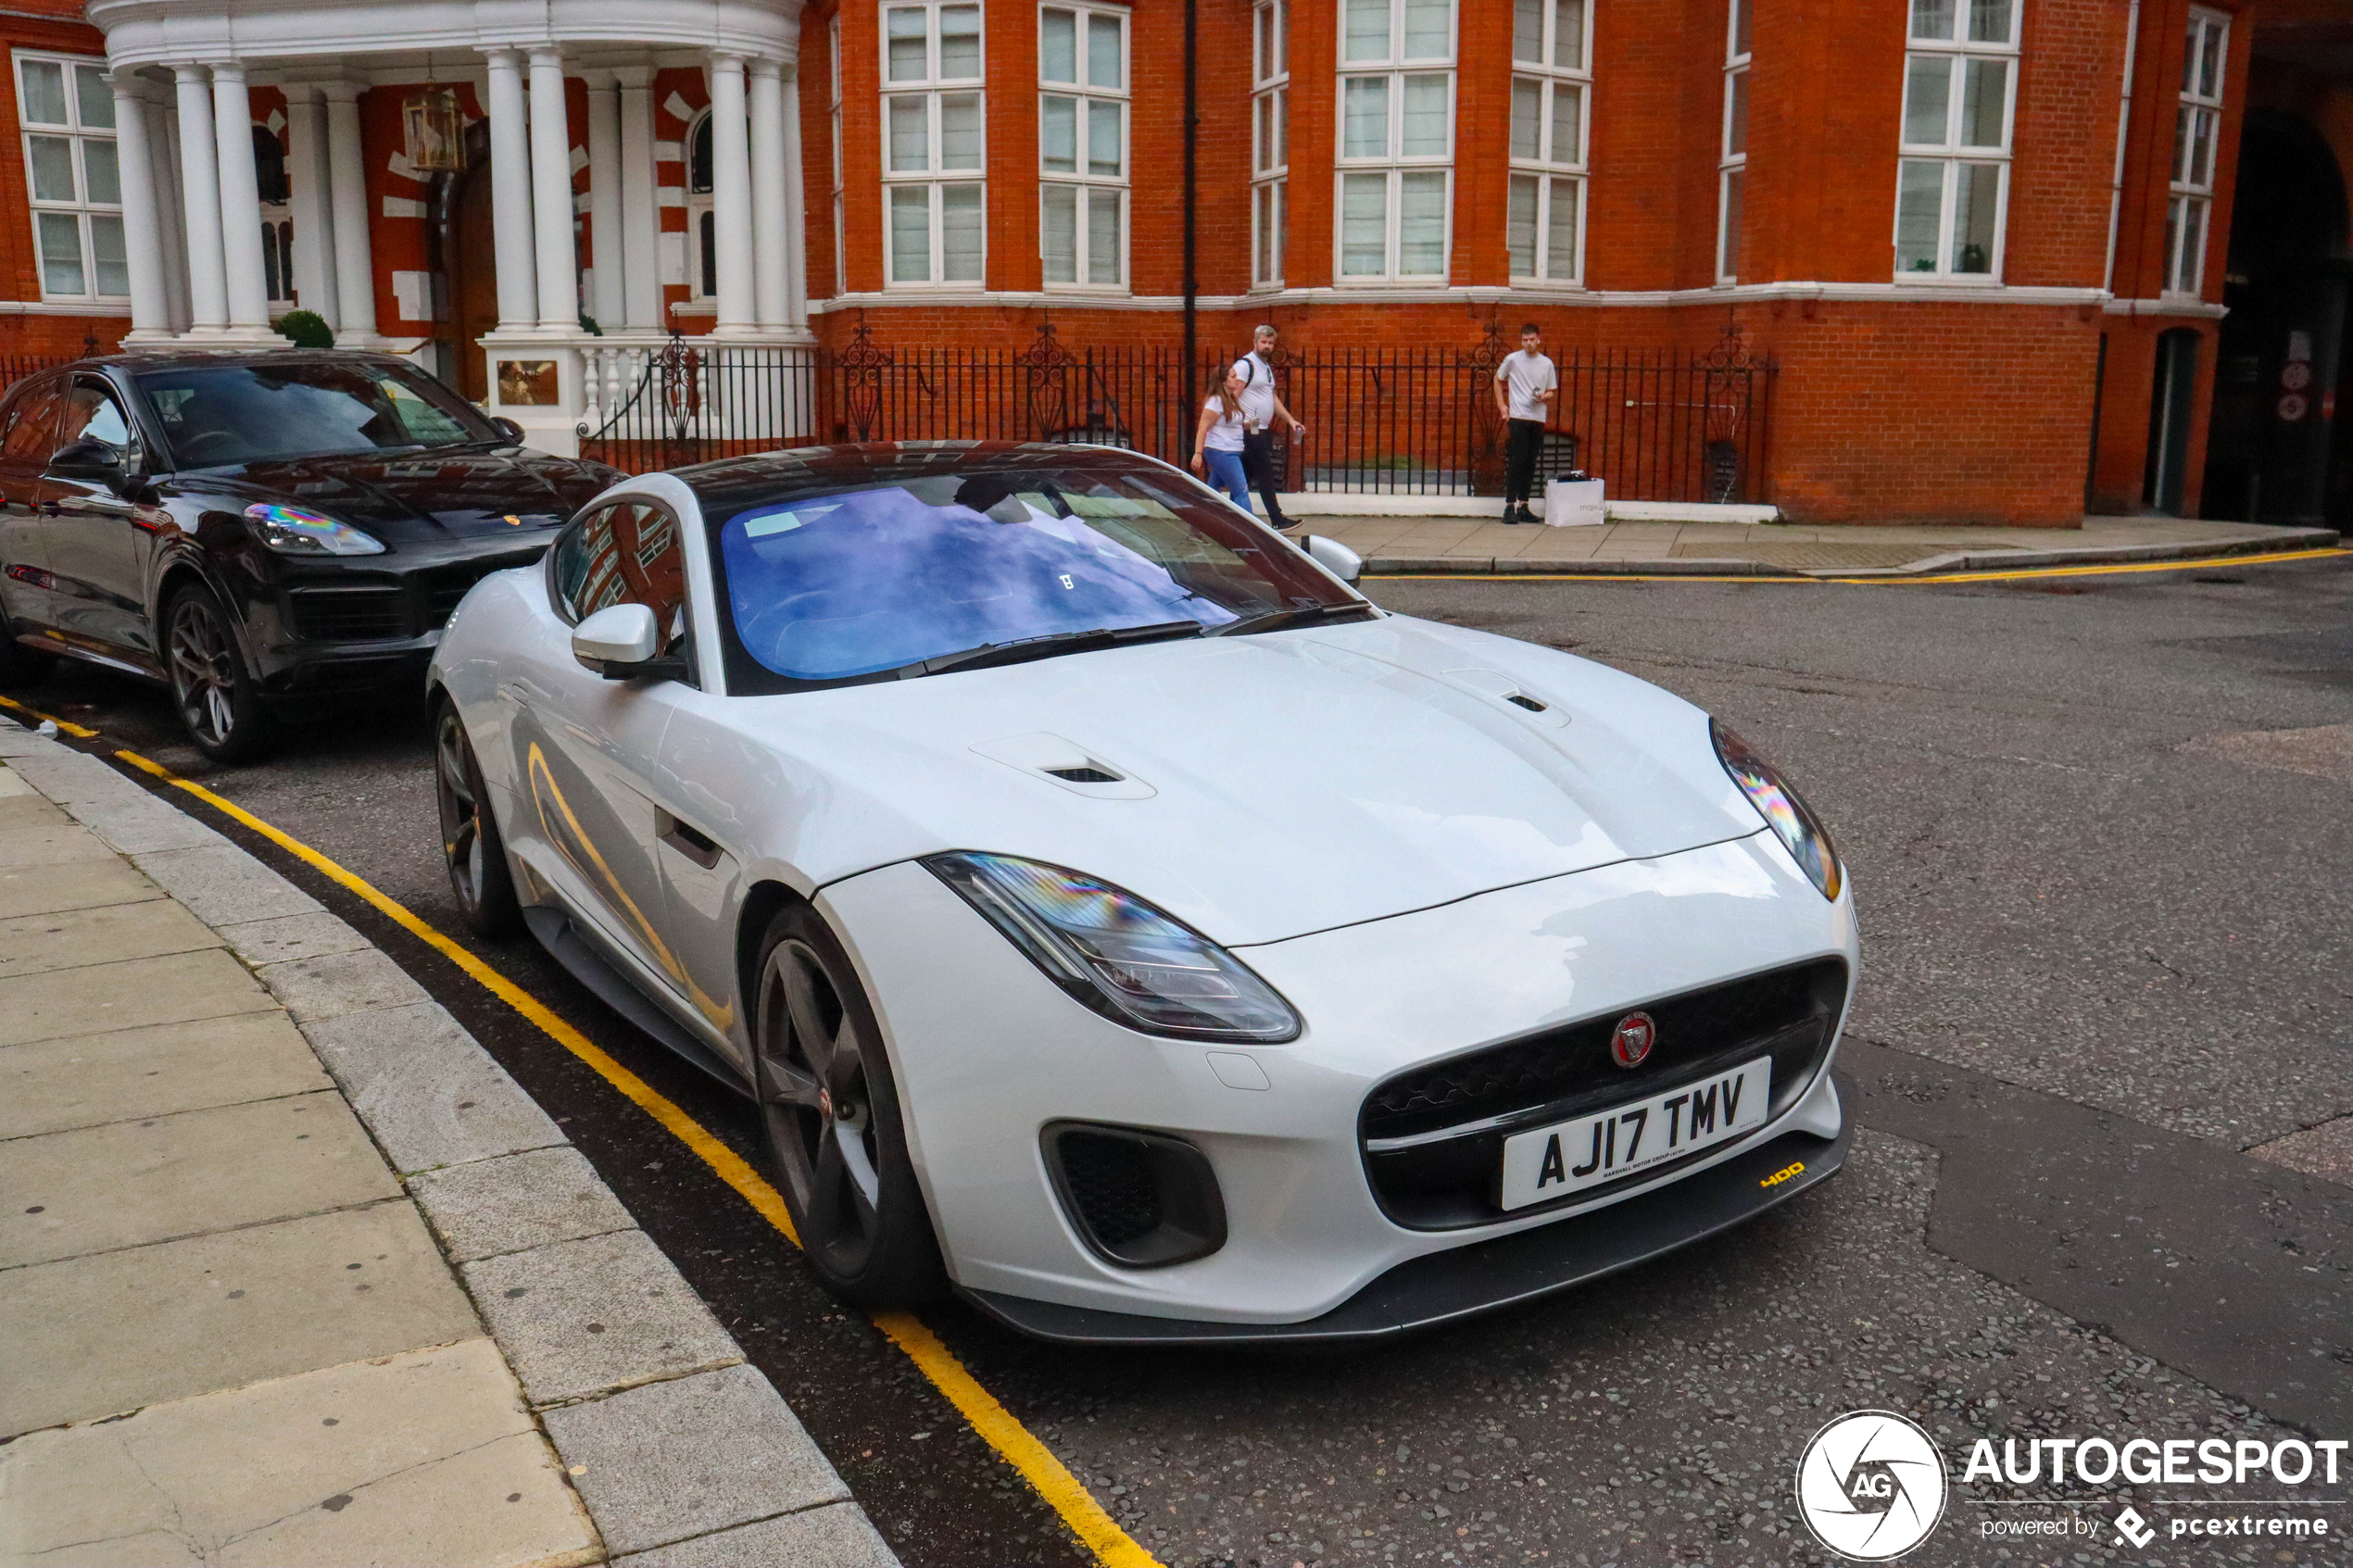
{"left": 0, "top": 2, "right": 125, "bottom": 355}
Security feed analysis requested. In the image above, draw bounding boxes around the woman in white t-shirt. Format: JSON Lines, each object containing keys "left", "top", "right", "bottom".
{"left": 1189, "top": 369, "right": 1253, "bottom": 513}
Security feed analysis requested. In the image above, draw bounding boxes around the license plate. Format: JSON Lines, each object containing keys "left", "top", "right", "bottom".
{"left": 1499, "top": 1058, "right": 1772, "bottom": 1210}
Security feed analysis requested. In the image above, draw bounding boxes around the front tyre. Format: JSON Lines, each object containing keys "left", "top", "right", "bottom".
{"left": 751, "top": 903, "right": 945, "bottom": 1306}
{"left": 163, "top": 583, "right": 273, "bottom": 764}
{"left": 433, "top": 699, "right": 522, "bottom": 938}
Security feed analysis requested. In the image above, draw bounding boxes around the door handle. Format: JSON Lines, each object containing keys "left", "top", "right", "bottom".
{"left": 56, "top": 495, "right": 137, "bottom": 519}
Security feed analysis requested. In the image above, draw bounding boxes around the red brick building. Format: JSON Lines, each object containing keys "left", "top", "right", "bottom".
{"left": 1, "top": 0, "right": 2341, "bottom": 525}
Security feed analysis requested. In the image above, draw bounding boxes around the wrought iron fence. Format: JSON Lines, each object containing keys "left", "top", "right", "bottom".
{"left": 0, "top": 353, "right": 82, "bottom": 392}
{"left": 580, "top": 323, "right": 1777, "bottom": 504}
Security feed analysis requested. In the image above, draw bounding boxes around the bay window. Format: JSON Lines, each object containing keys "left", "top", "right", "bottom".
{"left": 1508, "top": 0, "right": 1588, "bottom": 286}
{"left": 1039, "top": 3, "right": 1127, "bottom": 290}
{"left": 1252, "top": 0, "right": 1288, "bottom": 288}
{"left": 1335, "top": 0, "right": 1455, "bottom": 282}
{"left": 14, "top": 53, "right": 126, "bottom": 303}
{"left": 2165, "top": 8, "right": 2226, "bottom": 296}
{"left": 882, "top": 2, "right": 986, "bottom": 287}
{"left": 1894, "top": 0, "right": 2019, "bottom": 280}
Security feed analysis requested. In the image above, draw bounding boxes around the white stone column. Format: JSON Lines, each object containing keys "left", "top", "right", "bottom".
{"left": 707, "top": 53, "right": 755, "bottom": 335}
{"left": 748, "top": 57, "right": 787, "bottom": 331}
{"left": 481, "top": 48, "right": 537, "bottom": 330}
{"left": 526, "top": 48, "right": 579, "bottom": 332}
{"left": 615, "top": 66, "right": 660, "bottom": 330}
{"left": 583, "top": 69, "right": 624, "bottom": 332}
{"left": 107, "top": 71, "right": 171, "bottom": 341}
{"left": 172, "top": 64, "right": 229, "bottom": 332}
{"left": 149, "top": 96, "right": 192, "bottom": 332}
{"left": 782, "top": 68, "right": 808, "bottom": 329}
{"left": 282, "top": 86, "right": 338, "bottom": 328}
{"left": 211, "top": 61, "right": 271, "bottom": 332}
{"left": 321, "top": 82, "right": 377, "bottom": 342}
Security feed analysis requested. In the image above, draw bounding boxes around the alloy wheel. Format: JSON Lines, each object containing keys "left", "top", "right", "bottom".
{"left": 756, "top": 938, "right": 885, "bottom": 1273}
{"left": 434, "top": 709, "right": 489, "bottom": 914}
{"left": 167, "top": 596, "right": 237, "bottom": 748}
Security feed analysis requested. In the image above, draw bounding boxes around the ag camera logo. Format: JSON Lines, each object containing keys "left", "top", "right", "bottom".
{"left": 1795, "top": 1410, "right": 1949, "bottom": 1560}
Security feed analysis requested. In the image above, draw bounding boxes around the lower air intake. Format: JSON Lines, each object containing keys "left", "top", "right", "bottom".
{"left": 1042, "top": 1123, "right": 1227, "bottom": 1268}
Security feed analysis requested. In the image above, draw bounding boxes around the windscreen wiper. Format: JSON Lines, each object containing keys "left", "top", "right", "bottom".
{"left": 1206, "top": 601, "right": 1379, "bottom": 637}
{"left": 908, "top": 620, "right": 1208, "bottom": 677}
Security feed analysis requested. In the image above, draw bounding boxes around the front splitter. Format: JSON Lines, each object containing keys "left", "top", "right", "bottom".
{"left": 961, "top": 1103, "right": 1852, "bottom": 1348}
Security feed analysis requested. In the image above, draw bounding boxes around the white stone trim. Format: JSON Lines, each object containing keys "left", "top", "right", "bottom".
{"left": 88, "top": 0, "right": 799, "bottom": 70}
{"left": 2104, "top": 295, "right": 2228, "bottom": 320}
{"left": 812, "top": 279, "right": 2114, "bottom": 313}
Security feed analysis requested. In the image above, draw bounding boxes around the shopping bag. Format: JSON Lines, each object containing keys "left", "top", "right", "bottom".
{"left": 1542, "top": 476, "right": 1604, "bottom": 527}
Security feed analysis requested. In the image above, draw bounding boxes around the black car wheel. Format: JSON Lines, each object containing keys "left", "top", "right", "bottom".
{"left": 752, "top": 902, "right": 945, "bottom": 1306}
{"left": 163, "top": 583, "right": 273, "bottom": 764}
{"left": 434, "top": 699, "right": 522, "bottom": 938}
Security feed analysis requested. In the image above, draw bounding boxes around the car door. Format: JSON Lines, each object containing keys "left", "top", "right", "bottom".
{"left": 0, "top": 376, "right": 66, "bottom": 638}
{"left": 38, "top": 376, "right": 158, "bottom": 666}
{"left": 506, "top": 499, "right": 699, "bottom": 1004}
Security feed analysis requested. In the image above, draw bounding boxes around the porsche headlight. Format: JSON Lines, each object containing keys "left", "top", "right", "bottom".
{"left": 1712, "top": 721, "right": 1843, "bottom": 901}
{"left": 925, "top": 851, "right": 1302, "bottom": 1042}
{"left": 244, "top": 503, "right": 385, "bottom": 557}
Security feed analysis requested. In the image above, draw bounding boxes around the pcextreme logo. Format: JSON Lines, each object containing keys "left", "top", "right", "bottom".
{"left": 1794, "top": 1411, "right": 1950, "bottom": 1560}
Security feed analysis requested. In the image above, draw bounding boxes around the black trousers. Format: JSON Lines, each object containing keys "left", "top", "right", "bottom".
{"left": 1241, "top": 430, "right": 1289, "bottom": 527}
{"left": 1505, "top": 419, "right": 1545, "bottom": 506}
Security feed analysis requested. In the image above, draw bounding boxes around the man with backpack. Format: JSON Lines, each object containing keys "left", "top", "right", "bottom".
{"left": 1231, "top": 324, "right": 1307, "bottom": 532}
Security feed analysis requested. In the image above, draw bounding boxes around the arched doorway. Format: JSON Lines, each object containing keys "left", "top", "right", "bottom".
{"left": 2201, "top": 109, "right": 2351, "bottom": 525}
{"left": 442, "top": 120, "right": 498, "bottom": 402}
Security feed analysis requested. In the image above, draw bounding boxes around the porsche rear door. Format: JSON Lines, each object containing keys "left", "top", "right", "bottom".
{"left": 0, "top": 376, "right": 65, "bottom": 640}
{"left": 39, "top": 376, "right": 157, "bottom": 666}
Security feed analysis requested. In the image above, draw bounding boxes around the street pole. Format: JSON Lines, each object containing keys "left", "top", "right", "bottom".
{"left": 1182, "top": 0, "right": 1198, "bottom": 411}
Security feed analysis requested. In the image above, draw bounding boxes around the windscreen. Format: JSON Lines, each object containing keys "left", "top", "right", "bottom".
{"left": 135, "top": 360, "right": 492, "bottom": 468}
{"left": 711, "top": 468, "right": 1355, "bottom": 689}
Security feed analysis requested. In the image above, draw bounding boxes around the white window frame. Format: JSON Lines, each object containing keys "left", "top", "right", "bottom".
{"left": 2102, "top": 0, "right": 2138, "bottom": 293}
{"left": 14, "top": 50, "right": 127, "bottom": 305}
{"left": 1251, "top": 0, "right": 1288, "bottom": 289}
{"left": 1038, "top": 2, "right": 1128, "bottom": 293}
{"left": 685, "top": 109, "right": 718, "bottom": 301}
{"left": 830, "top": 15, "right": 846, "bottom": 297}
{"left": 880, "top": 1, "right": 988, "bottom": 289}
{"left": 1333, "top": 0, "right": 1457, "bottom": 284}
{"left": 1717, "top": 0, "right": 1748, "bottom": 283}
{"left": 1505, "top": 0, "right": 1590, "bottom": 288}
{"left": 1893, "top": 0, "right": 2020, "bottom": 282}
{"left": 2164, "top": 6, "right": 2226, "bottom": 298}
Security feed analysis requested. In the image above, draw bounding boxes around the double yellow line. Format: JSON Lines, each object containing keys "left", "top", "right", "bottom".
{"left": 0, "top": 693, "right": 1159, "bottom": 1568}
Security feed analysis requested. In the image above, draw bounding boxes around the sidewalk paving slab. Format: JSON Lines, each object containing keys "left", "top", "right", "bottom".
{"left": 541, "top": 1363, "right": 849, "bottom": 1556}
{"left": 1, "top": 1091, "right": 398, "bottom": 1269}
{"left": 0, "top": 1200, "right": 479, "bottom": 1436}
{"left": 0, "top": 1011, "right": 330, "bottom": 1141}
{"left": 0, "top": 728, "right": 893, "bottom": 1565}
{"left": 0, "top": 897, "right": 221, "bottom": 981}
{"left": 0, "top": 1338, "right": 598, "bottom": 1568}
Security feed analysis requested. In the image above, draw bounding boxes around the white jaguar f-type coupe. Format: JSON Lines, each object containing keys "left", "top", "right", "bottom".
{"left": 427, "top": 441, "right": 1857, "bottom": 1344}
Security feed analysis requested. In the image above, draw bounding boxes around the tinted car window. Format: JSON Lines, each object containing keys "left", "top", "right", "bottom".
{"left": 550, "top": 503, "right": 689, "bottom": 654}
{"left": 135, "top": 360, "right": 496, "bottom": 468}
{"left": 57, "top": 380, "right": 132, "bottom": 452}
{"left": 707, "top": 467, "right": 1353, "bottom": 688}
{"left": 1, "top": 380, "right": 66, "bottom": 462}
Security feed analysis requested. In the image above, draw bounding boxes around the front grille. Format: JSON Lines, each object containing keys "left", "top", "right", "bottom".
{"left": 1362, "top": 958, "right": 1848, "bottom": 1229}
{"left": 423, "top": 552, "right": 544, "bottom": 630}
{"left": 286, "top": 585, "right": 407, "bottom": 642}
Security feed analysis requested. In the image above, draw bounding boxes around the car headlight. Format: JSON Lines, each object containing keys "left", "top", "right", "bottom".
{"left": 925, "top": 851, "right": 1302, "bottom": 1042}
{"left": 1712, "top": 720, "right": 1843, "bottom": 901}
{"left": 244, "top": 503, "right": 385, "bottom": 557}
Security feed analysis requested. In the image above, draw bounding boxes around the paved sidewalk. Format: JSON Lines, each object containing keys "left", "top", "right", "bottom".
{"left": 1298, "top": 513, "right": 2339, "bottom": 575}
{"left": 0, "top": 722, "right": 895, "bottom": 1568}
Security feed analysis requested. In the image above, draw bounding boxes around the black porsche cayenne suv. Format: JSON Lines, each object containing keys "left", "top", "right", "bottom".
{"left": 0, "top": 350, "right": 621, "bottom": 760}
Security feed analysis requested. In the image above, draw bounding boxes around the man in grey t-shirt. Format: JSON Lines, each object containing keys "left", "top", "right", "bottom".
{"left": 1491, "top": 323, "right": 1558, "bottom": 524}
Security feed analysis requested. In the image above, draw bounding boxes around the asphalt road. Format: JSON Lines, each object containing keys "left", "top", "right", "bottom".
{"left": 11, "top": 554, "right": 2351, "bottom": 1567}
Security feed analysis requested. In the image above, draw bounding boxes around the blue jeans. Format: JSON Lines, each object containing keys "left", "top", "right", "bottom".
{"left": 1203, "top": 447, "right": 1252, "bottom": 513}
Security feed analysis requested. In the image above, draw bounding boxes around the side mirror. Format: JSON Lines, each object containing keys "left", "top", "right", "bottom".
{"left": 573, "top": 602, "right": 660, "bottom": 675}
{"left": 492, "top": 417, "right": 525, "bottom": 445}
{"left": 1302, "top": 534, "right": 1363, "bottom": 584}
{"left": 48, "top": 438, "right": 123, "bottom": 479}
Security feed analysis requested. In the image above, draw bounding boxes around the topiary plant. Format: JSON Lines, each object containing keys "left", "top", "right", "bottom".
{"left": 276, "top": 309, "right": 334, "bottom": 349}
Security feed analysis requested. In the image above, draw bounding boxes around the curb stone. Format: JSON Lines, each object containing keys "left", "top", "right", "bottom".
{"left": 0, "top": 718, "right": 900, "bottom": 1566}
